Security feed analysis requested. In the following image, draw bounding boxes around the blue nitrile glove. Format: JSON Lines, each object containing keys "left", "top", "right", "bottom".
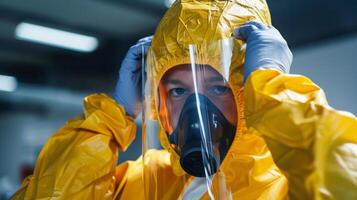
{"left": 233, "top": 21, "right": 293, "bottom": 81}
{"left": 114, "top": 36, "right": 152, "bottom": 118}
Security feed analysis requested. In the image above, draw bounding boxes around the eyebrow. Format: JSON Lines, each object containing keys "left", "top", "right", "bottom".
{"left": 207, "top": 76, "right": 225, "bottom": 82}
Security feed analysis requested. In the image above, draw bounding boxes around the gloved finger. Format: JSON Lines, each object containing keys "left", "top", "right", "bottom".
{"left": 233, "top": 23, "right": 259, "bottom": 40}
{"left": 233, "top": 21, "right": 269, "bottom": 40}
{"left": 141, "top": 43, "right": 151, "bottom": 54}
{"left": 132, "top": 43, "right": 151, "bottom": 57}
{"left": 125, "top": 40, "right": 152, "bottom": 60}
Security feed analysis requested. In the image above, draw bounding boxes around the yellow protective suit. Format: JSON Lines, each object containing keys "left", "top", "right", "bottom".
{"left": 11, "top": 0, "right": 357, "bottom": 199}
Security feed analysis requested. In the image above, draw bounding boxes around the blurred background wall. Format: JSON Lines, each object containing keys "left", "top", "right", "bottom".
{"left": 0, "top": 0, "right": 356, "bottom": 197}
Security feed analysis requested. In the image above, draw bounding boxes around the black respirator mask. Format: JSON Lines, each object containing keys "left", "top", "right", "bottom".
{"left": 168, "top": 94, "right": 236, "bottom": 177}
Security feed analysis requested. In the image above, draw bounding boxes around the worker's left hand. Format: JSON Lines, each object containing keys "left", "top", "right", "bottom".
{"left": 233, "top": 21, "right": 293, "bottom": 81}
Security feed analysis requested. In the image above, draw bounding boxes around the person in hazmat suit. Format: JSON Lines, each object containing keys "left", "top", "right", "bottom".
{"left": 11, "top": 0, "right": 357, "bottom": 199}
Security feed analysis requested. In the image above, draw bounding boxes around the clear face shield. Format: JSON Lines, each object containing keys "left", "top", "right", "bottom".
{"left": 142, "top": 38, "right": 244, "bottom": 199}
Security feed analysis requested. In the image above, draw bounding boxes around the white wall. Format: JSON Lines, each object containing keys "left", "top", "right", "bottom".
{"left": 291, "top": 33, "right": 357, "bottom": 115}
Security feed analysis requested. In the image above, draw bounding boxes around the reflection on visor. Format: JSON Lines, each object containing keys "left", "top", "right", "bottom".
{"left": 169, "top": 94, "right": 236, "bottom": 177}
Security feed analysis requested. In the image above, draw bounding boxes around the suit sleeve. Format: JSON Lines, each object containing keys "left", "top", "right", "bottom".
{"left": 244, "top": 69, "right": 357, "bottom": 200}
{"left": 10, "top": 94, "right": 136, "bottom": 200}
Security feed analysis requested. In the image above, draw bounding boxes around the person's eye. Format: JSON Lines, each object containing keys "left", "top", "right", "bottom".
{"left": 209, "top": 85, "right": 229, "bottom": 96}
{"left": 169, "top": 88, "right": 189, "bottom": 97}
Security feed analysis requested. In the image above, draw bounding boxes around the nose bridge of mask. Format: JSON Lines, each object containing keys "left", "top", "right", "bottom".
{"left": 185, "top": 89, "right": 233, "bottom": 127}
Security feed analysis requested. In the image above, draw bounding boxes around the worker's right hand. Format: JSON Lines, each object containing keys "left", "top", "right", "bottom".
{"left": 114, "top": 36, "right": 152, "bottom": 118}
